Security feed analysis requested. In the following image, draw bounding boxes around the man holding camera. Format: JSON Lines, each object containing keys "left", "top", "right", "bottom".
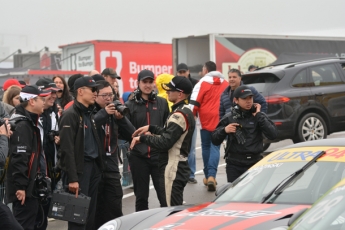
{"left": 125, "top": 69, "right": 169, "bottom": 211}
{"left": 92, "top": 80, "right": 135, "bottom": 228}
{"left": 6, "top": 85, "right": 50, "bottom": 230}
{"left": 211, "top": 85, "right": 277, "bottom": 183}
{"left": 130, "top": 76, "right": 195, "bottom": 207}
{"left": 59, "top": 76, "right": 103, "bottom": 230}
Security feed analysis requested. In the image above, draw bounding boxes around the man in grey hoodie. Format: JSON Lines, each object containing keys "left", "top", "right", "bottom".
{"left": 189, "top": 61, "right": 228, "bottom": 191}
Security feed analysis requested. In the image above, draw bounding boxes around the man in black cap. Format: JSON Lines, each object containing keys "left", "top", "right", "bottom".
{"left": 211, "top": 85, "right": 277, "bottom": 183}
{"left": 125, "top": 69, "right": 169, "bottom": 211}
{"left": 6, "top": 85, "right": 51, "bottom": 230}
{"left": 131, "top": 76, "right": 195, "bottom": 207}
{"left": 176, "top": 63, "right": 198, "bottom": 184}
{"left": 34, "top": 78, "right": 62, "bottom": 229}
{"left": 59, "top": 76, "right": 103, "bottom": 229}
{"left": 101, "top": 68, "right": 121, "bottom": 99}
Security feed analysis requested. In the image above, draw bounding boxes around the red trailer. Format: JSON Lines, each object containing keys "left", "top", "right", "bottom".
{"left": 59, "top": 40, "right": 172, "bottom": 95}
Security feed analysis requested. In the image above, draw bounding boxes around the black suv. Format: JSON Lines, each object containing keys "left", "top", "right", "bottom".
{"left": 242, "top": 58, "right": 345, "bottom": 144}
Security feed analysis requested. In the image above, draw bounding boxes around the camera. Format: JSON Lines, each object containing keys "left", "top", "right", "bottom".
{"left": 34, "top": 173, "right": 51, "bottom": 202}
{"left": 0, "top": 118, "right": 17, "bottom": 131}
{"left": 48, "top": 130, "right": 59, "bottom": 141}
{"left": 113, "top": 100, "right": 130, "bottom": 116}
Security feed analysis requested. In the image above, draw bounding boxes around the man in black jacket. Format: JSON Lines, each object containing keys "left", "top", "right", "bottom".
{"left": 125, "top": 69, "right": 169, "bottom": 211}
{"left": 59, "top": 76, "right": 103, "bottom": 230}
{"left": 92, "top": 80, "right": 135, "bottom": 228}
{"left": 131, "top": 76, "right": 195, "bottom": 207}
{"left": 212, "top": 85, "right": 277, "bottom": 183}
{"left": 6, "top": 85, "right": 50, "bottom": 230}
{"left": 176, "top": 63, "right": 199, "bottom": 184}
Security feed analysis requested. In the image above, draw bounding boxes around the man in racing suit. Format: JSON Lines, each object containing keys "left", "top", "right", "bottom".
{"left": 131, "top": 76, "right": 195, "bottom": 207}
{"left": 212, "top": 85, "right": 277, "bottom": 183}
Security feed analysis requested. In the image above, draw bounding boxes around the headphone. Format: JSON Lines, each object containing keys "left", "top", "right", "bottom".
{"left": 133, "top": 88, "right": 157, "bottom": 104}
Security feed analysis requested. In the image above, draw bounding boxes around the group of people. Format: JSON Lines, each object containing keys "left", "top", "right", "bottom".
{"left": 0, "top": 60, "right": 277, "bottom": 230}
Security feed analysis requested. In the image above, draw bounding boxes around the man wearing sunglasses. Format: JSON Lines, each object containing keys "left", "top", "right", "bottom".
{"left": 176, "top": 63, "right": 199, "bottom": 184}
{"left": 130, "top": 76, "right": 195, "bottom": 207}
{"left": 92, "top": 80, "right": 135, "bottom": 228}
{"left": 59, "top": 76, "right": 103, "bottom": 230}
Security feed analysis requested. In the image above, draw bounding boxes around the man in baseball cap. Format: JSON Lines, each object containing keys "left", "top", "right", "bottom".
{"left": 59, "top": 76, "right": 103, "bottom": 229}
{"left": 101, "top": 68, "right": 121, "bottom": 99}
{"left": 130, "top": 75, "right": 195, "bottom": 207}
{"left": 6, "top": 84, "right": 51, "bottom": 230}
{"left": 36, "top": 78, "right": 62, "bottom": 92}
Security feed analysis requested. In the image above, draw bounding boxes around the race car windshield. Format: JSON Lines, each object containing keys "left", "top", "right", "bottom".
{"left": 215, "top": 161, "right": 345, "bottom": 205}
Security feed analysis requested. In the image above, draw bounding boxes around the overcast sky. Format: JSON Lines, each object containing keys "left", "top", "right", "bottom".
{"left": 1, "top": 0, "right": 345, "bottom": 53}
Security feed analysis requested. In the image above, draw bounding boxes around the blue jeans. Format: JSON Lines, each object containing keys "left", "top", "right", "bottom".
{"left": 200, "top": 129, "right": 220, "bottom": 178}
{"left": 188, "top": 126, "right": 197, "bottom": 178}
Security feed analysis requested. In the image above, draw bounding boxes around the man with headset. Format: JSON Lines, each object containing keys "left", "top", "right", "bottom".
{"left": 125, "top": 69, "right": 170, "bottom": 211}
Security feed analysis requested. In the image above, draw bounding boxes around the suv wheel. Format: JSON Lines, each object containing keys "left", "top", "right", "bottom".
{"left": 295, "top": 113, "right": 327, "bottom": 143}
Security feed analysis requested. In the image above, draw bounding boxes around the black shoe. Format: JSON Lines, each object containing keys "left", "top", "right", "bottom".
{"left": 188, "top": 178, "right": 197, "bottom": 184}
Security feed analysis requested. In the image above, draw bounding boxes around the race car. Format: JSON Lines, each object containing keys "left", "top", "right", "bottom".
{"left": 286, "top": 176, "right": 345, "bottom": 230}
{"left": 99, "top": 138, "right": 345, "bottom": 230}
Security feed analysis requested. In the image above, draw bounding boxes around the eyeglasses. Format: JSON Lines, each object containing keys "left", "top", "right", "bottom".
{"left": 81, "top": 87, "right": 98, "bottom": 93}
{"left": 98, "top": 93, "right": 114, "bottom": 99}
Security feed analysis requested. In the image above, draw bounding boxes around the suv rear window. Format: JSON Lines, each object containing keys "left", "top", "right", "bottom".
{"left": 242, "top": 72, "right": 281, "bottom": 94}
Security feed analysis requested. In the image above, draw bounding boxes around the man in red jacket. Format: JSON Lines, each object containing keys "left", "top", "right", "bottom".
{"left": 189, "top": 61, "right": 228, "bottom": 191}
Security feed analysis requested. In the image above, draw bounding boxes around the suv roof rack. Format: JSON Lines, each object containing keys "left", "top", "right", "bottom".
{"left": 255, "top": 57, "right": 344, "bottom": 71}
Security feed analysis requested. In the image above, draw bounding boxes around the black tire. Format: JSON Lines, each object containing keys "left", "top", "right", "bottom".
{"left": 263, "top": 143, "right": 271, "bottom": 152}
{"left": 295, "top": 113, "right": 327, "bottom": 143}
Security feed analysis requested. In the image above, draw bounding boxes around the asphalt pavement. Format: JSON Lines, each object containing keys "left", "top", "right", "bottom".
{"left": 47, "top": 130, "right": 345, "bottom": 229}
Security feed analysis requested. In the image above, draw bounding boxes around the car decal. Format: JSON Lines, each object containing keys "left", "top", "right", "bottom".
{"left": 252, "top": 147, "right": 345, "bottom": 168}
{"left": 147, "top": 203, "right": 310, "bottom": 230}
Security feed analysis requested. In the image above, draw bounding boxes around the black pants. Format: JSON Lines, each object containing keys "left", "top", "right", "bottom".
{"left": 34, "top": 198, "right": 50, "bottom": 230}
{"left": 226, "top": 163, "right": 252, "bottom": 183}
{"left": 159, "top": 161, "right": 189, "bottom": 207}
{"left": 65, "top": 160, "right": 101, "bottom": 230}
{"left": 129, "top": 154, "right": 162, "bottom": 211}
{"left": 0, "top": 202, "right": 23, "bottom": 230}
{"left": 13, "top": 197, "right": 39, "bottom": 230}
{"left": 95, "top": 173, "right": 123, "bottom": 229}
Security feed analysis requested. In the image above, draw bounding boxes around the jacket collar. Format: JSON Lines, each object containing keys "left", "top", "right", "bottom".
{"left": 171, "top": 100, "right": 187, "bottom": 111}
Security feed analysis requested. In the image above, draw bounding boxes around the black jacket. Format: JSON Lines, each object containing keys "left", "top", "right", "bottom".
{"left": 93, "top": 103, "right": 135, "bottom": 176}
{"left": 125, "top": 95, "right": 169, "bottom": 158}
{"left": 59, "top": 100, "right": 103, "bottom": 183}
{"left": 6, "top": 105, "right": 43, "bottom": 203}
{"left": 187, "top": 74, "right": 198, "bottom": 103}
{"left": 211, "top": 107, "right": 277, "bottom": 166}
{"left": 140, "top": 100, "right": 195, "bottom": 165}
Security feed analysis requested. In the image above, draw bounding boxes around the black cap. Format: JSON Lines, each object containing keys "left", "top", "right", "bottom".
{"left": 68, "top": 74, "right": 83, "bottom": 92}
{"left": 233, "top": 85, "right": 254, "bottom": 98}
{"left": 20, "top": 85, "right": 51, "bottom": 101}
{"left": 18, "top": 80, "right": 27, "bottom": 86}
{"left": 162, "top": 76, "right": 193, "bottom": 94}
{"left": 248, "top": 65, "right": 258, "bottom": 71}
{"left": 177, "top": 63, "right": 189, "bottom": 72}
{"left": 36, "top": 78, "right": 62, "bottom": 92}
{"left": 138, "top": 69, "right": 154, "bottom": 81}
{"left": 74, "top": 77, "right": 100, "bottom": 91}
{"left": 101, "top": 68, "right": 121, "bottom": 79}
{"left": 92, "top": 74, "right": 105, "bottom": 82}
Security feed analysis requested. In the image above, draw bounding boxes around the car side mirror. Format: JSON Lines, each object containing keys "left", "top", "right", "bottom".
{"left": 215, "top": 183, "right": 232, "bottom": 197}
{"left": 287, "top": 207, "right": 309, "bottom": 226}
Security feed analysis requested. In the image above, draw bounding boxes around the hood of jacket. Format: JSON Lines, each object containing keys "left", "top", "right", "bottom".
{"left": 202, "top": 71, "right": 225, "bottom": 85}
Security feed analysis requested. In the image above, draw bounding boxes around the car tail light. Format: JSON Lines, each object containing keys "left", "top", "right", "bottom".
{"left": 265, "top": 95, "right": 290, "bottom": 104}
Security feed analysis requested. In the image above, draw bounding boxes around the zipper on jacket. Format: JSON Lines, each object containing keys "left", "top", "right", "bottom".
{"left": 146, "top": 102, "right": 151, "bottom": 158}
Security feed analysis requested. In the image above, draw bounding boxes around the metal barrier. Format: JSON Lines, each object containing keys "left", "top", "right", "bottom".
{"left": 118, "top": 140, "right": 133, "bottom": 187}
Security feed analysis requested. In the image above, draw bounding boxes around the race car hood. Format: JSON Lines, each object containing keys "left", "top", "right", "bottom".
{"left": 112, "top": 202, "right": 310, "bottom": 230}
